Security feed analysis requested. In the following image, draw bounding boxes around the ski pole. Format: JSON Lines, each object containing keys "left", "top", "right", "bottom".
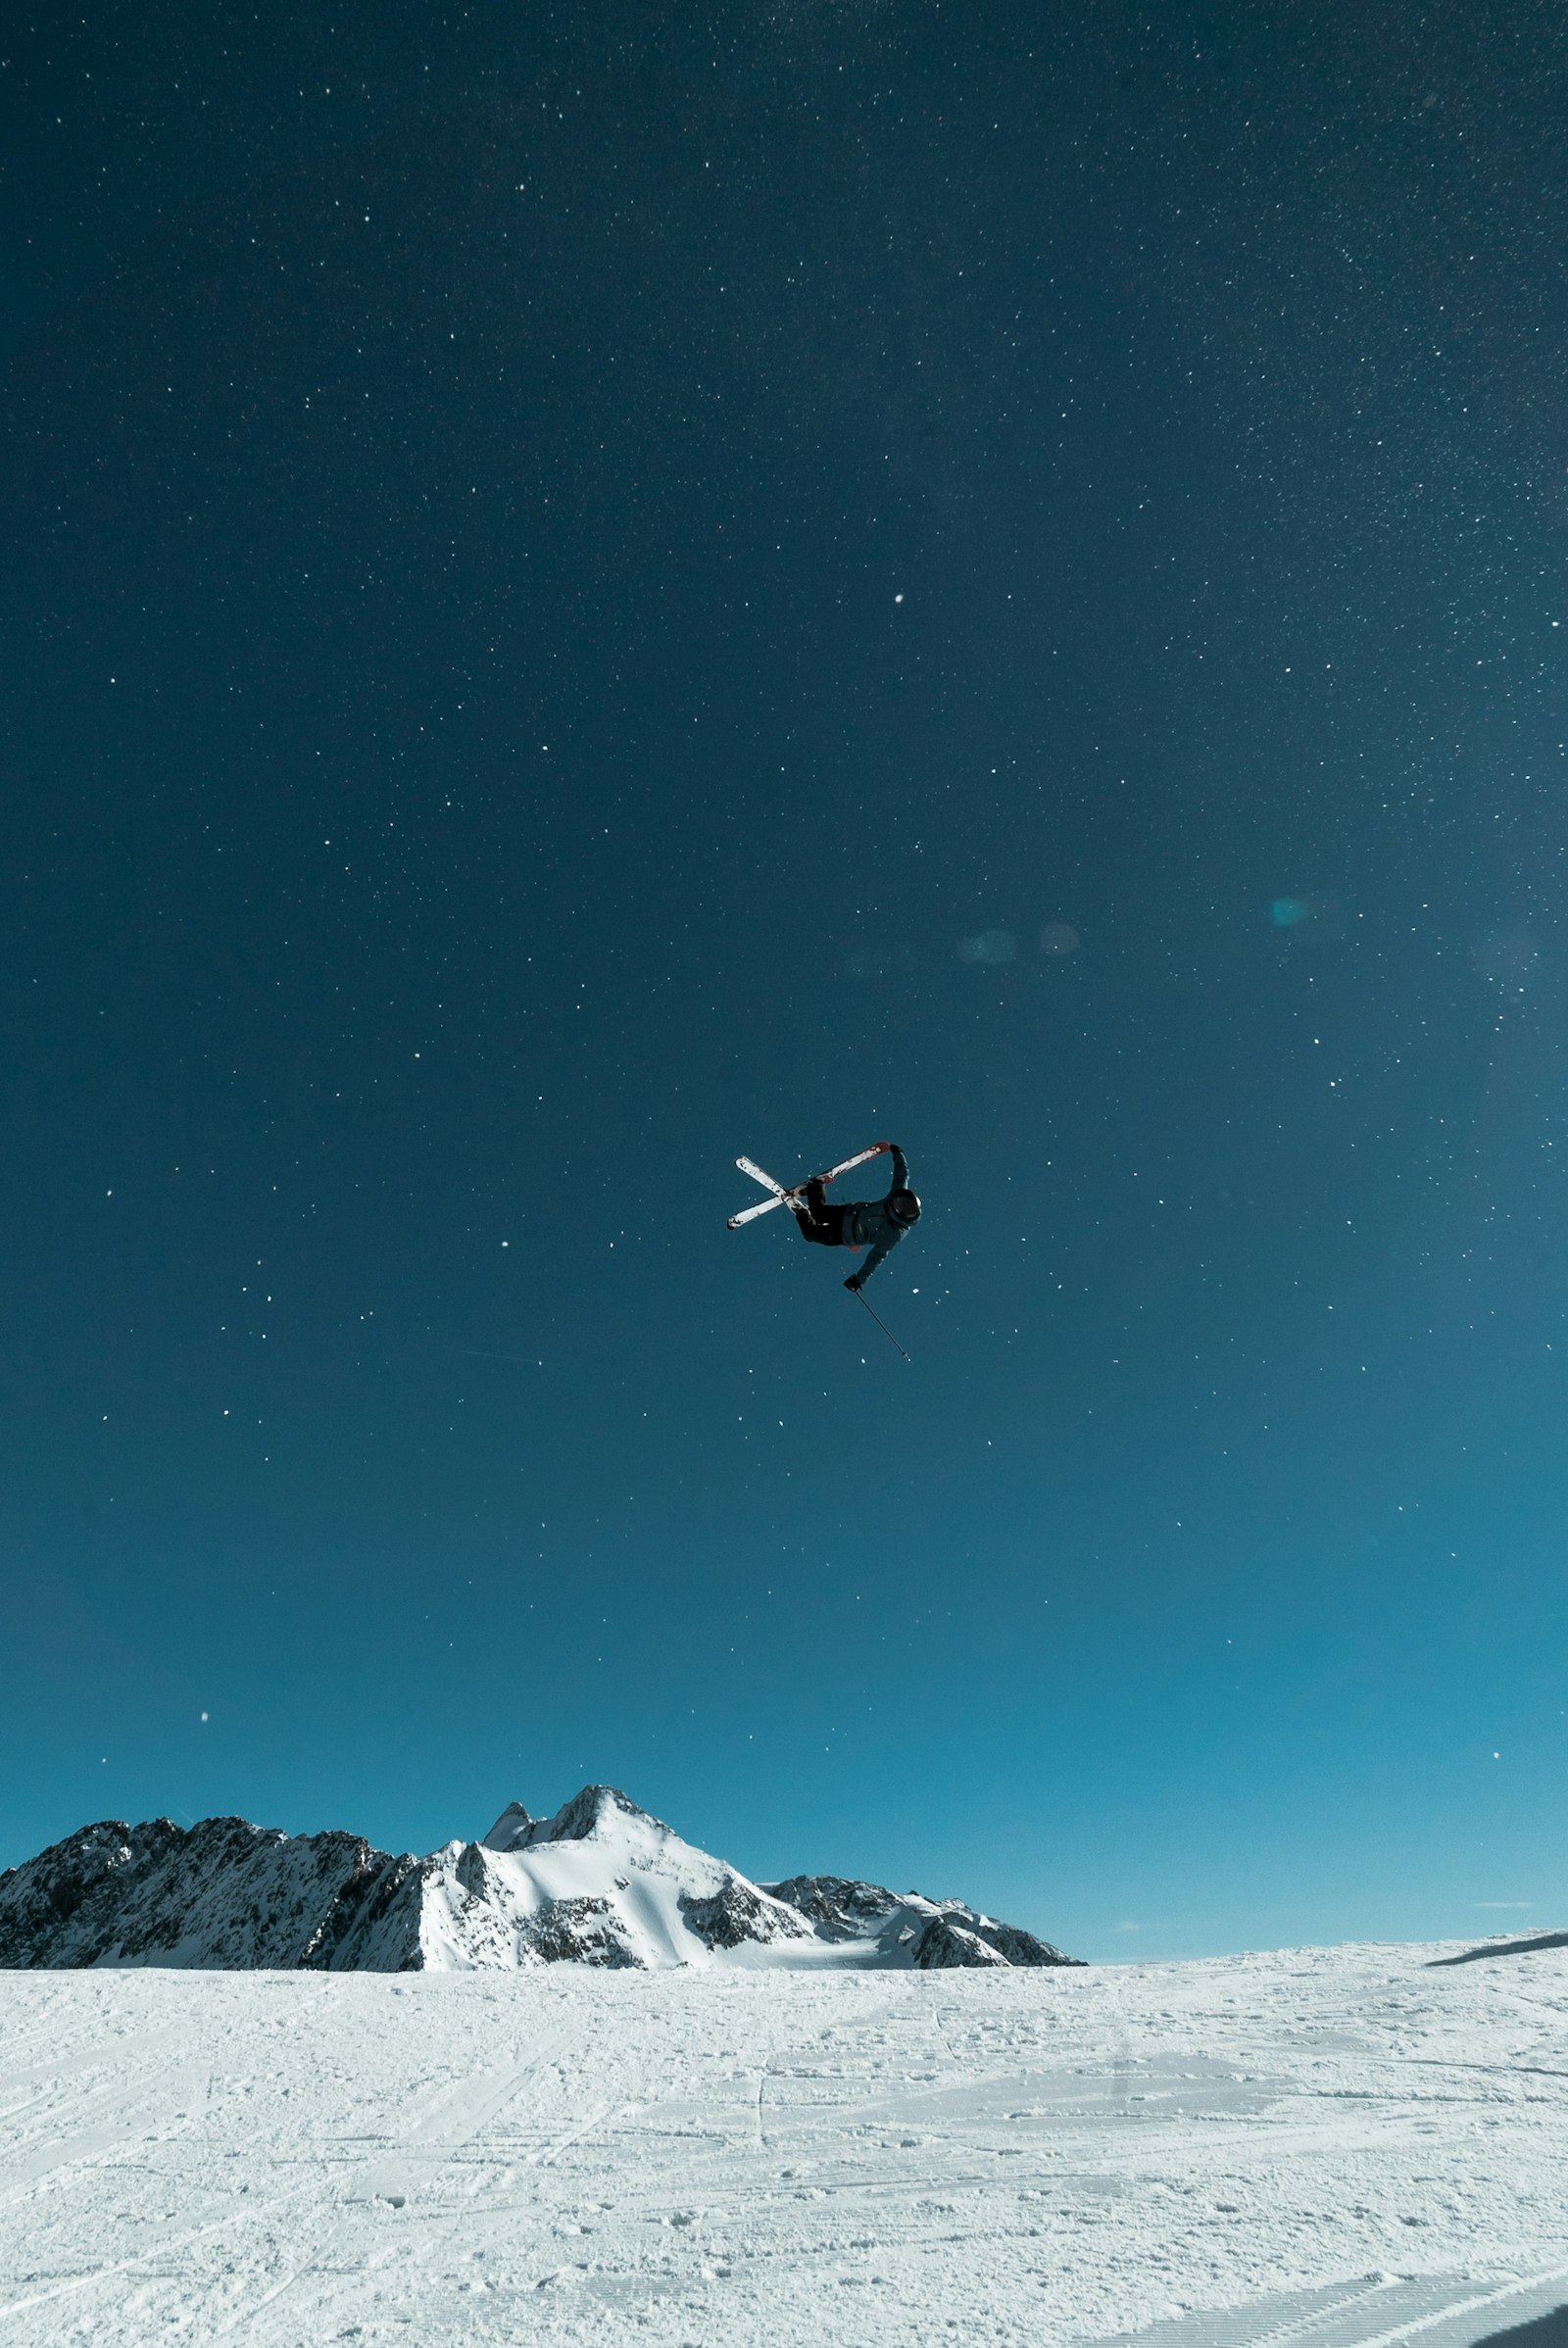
{"left": 853, "top": 1286, "right": 910, "bottom": 1361}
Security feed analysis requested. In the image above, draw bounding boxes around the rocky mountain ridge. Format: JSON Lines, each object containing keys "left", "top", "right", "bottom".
{"left": 0, "top": 1785, "right": 1081, "bottom": 1975}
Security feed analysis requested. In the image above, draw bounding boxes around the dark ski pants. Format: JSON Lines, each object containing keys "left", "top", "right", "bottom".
{"left": 793, "top": 1179, "right": 846, "bottom": 1247}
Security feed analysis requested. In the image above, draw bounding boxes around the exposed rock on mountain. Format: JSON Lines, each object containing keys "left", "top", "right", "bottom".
{"left": 0, "top": 1785, "right": 1081, "bottom": 1975}
{"left": 762, "top": 1873, "right": 1080, "bottom": 1969}
{"left": 0, "top": 1813, "right": 430, "bottom": 1973}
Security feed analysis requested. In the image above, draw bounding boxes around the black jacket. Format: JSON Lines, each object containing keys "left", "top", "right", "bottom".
{"left": 841, "top": 1146, "right": 912, "bottom": 1285}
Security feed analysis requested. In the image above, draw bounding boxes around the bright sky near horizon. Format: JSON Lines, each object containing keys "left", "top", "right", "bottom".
{"left": 3, "top": 0, "right": 1566, "bottom": 1961}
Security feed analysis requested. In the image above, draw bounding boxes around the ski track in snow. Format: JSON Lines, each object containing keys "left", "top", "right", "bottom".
{"left": 0, "top": 1940, "right": 1565, "bottom": 2346}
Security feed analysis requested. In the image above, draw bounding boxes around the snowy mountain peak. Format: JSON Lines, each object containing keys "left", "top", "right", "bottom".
{"left": 0, "top": 1793, "right": 1083, "bottom": 1976}
{"left": 546, "top": 1783, "right": 666, "bottom": 1842}
{"left": 483, "top": 1785, "right": 665, "bottom": 1854}
{"left": 479, "top": 1801, "right": 535, "bottom": 1851}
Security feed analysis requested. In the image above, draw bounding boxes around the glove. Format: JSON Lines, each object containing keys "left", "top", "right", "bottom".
{"left": 844, "top": 1274, "right": 862, "bottom": 1293}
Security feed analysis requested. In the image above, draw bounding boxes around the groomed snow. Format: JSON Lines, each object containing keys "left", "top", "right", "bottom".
{"left": 2, "top": 1937, "right": 1565, "bottom": 2346}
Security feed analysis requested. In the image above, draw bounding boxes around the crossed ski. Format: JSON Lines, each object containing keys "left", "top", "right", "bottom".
{"left": 725, "top": 1144, "right": 890, "bottom": 1231}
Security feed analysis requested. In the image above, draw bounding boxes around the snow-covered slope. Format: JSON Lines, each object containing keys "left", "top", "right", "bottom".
{"left": 4, "top": 1938, "right": 1567, "bottom": 2347}
{"left": 0, "top": 1785, "right": 1079, "bottom": 1974}
{"left": 434, "top": 1785, "right": 816, "bottom": 1970}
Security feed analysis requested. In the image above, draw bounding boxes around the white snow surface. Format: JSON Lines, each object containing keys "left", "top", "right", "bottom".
{"left": 2, "top": 1935, "right": 1566, "bottom": 2346}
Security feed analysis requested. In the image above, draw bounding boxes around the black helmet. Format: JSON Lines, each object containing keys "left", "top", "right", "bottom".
{"left": 888, "top": 1188, "right": 922, "bottom": 1225}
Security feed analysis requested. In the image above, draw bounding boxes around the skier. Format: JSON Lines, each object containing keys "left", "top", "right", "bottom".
{"left": 791, "top": 1143, "right": 920, "bottom": 1290}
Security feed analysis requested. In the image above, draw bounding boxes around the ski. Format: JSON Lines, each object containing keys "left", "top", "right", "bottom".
{"left": 728, "top": 1194, "right": 791, "bottom": 1230}
{"left": 726, "top": 1144, "right": 890, "bottom": 1231}
{"left": 737, "top": 1154, "right": 793, "bottom": 1198}
{"left": 724, "top": 1157, "right": 796, "bottom": 1228}
{"left": 797, "top": 1142, "right": 892, "bottom": 1189}
{"left": 727, "top": 1187, "right": 793, "bottom": 1230}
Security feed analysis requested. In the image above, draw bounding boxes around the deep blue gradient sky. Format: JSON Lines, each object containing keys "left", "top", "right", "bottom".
{"left": 4, "top": 1, "right": 1566, "bottom": 1960}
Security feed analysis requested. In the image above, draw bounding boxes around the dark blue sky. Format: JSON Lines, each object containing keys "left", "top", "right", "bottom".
{"left": 4, "top": 0, "right": 1565, "bottom": 1959}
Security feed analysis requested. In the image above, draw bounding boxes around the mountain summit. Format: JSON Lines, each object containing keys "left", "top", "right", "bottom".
{"left": 0, "top": 1786, "right": 1082, "bottom": 1975}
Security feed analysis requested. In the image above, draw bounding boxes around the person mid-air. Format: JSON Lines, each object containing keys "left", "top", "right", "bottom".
{"left": 790, "top": 1143, "right": 920, "bottom": 1291}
